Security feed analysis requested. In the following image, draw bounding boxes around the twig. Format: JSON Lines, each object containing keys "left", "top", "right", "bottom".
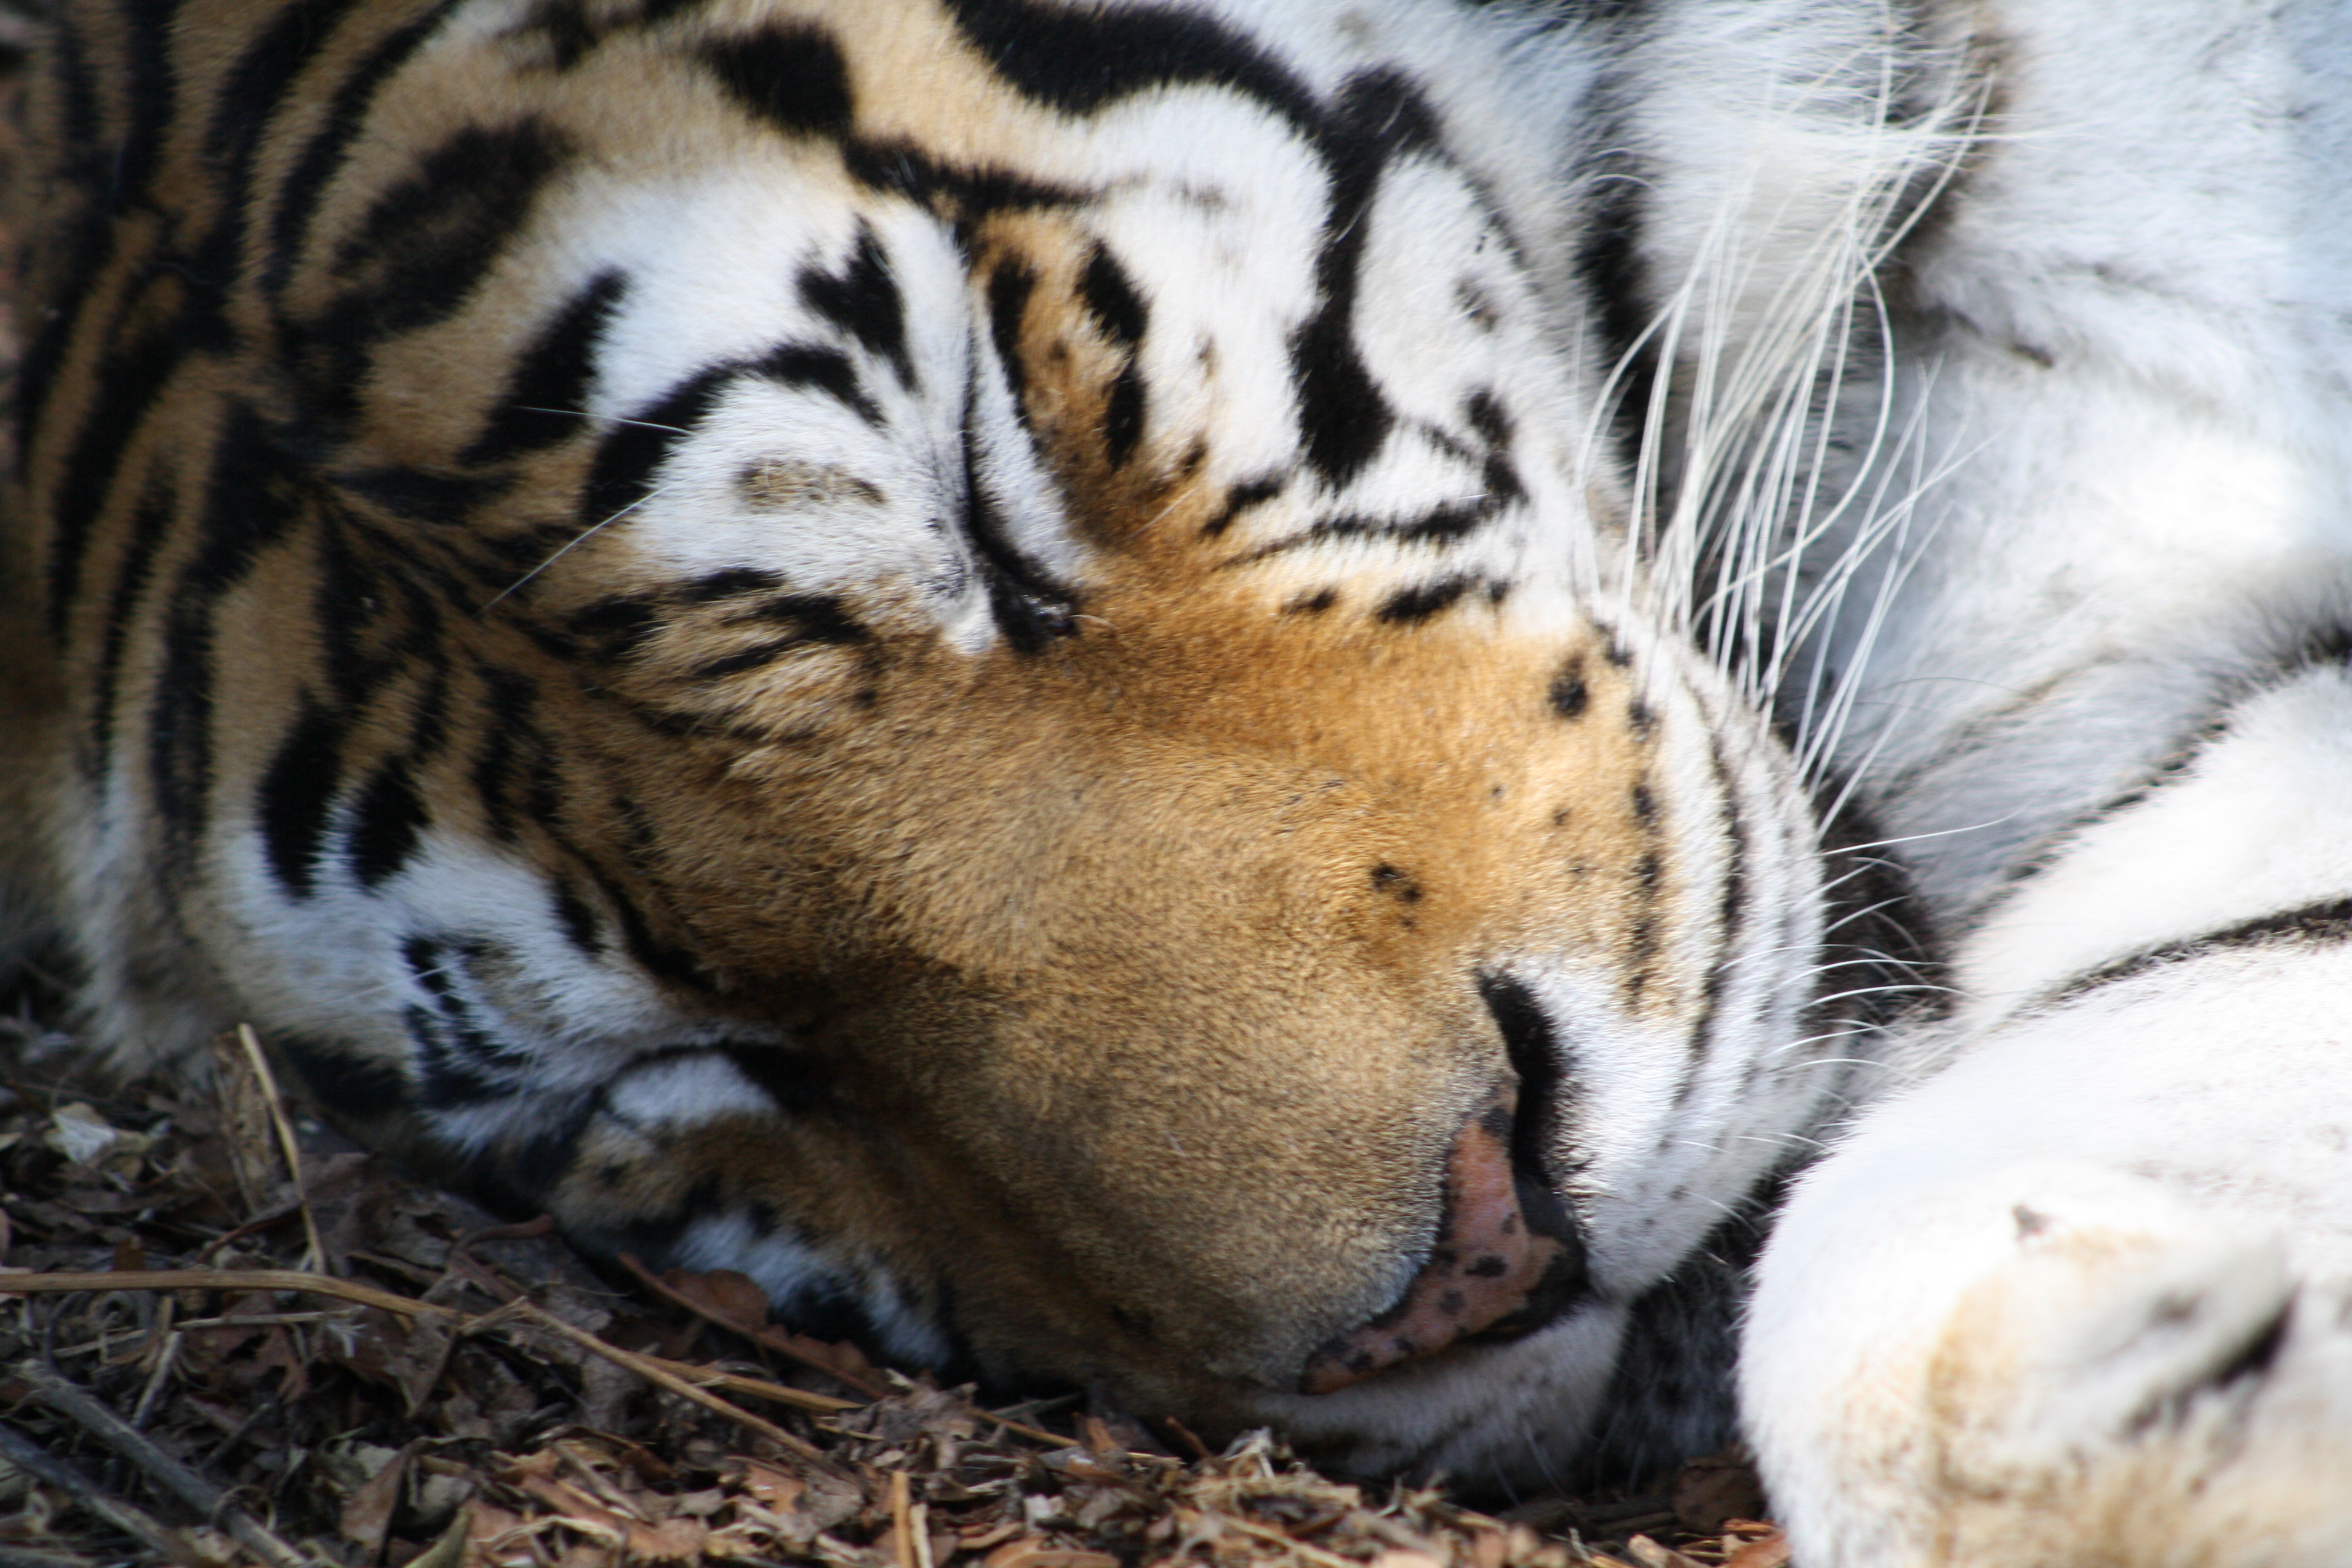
{"left": 192, "top": 1197, "right": 307, "bottom": 1264}
{"left": 200, "top": 1391, "right": 277, "bottom": 1469}
{"left": 619, "top": 1252, "right": 891, "bottom": 1398}
{"left": 646, "top": 1359, "right": 856, "bottom": 1416}
{"left": 0, "top": 1417, "right": 199, "bottom": 1566}
{"left": 1214, "top": 1511, "right": 1376, "bottom": 1568}
{"left": 0, "top": 1548, "right": 100, "bottom": 1568}
{"left": 888, "top": 1470, "right": 917, "bottom": 1568}
{"left": 0, "top": 1270, "right": 451, "bottom": 1318}
{"left": 129, "top": 1330, "right": 181, "bottom": 1428}
{"left": 237, "top": 1025, "right": 327, "bottom": 1272}
{"left": 497, "top": 1299, "right": 844, "bottom": 1469}
{"left": 11, "top": 1357, "right": 315, "bottom": 1568}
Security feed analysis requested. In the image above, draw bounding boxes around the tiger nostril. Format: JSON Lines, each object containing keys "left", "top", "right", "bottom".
{"left": 1298, "top": 988, "right": 1588, "bottom": 1395}
{"left": 1478, "top": 971, "right": 1584, "bottom": 1272}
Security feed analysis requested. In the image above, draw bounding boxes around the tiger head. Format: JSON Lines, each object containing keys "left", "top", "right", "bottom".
{"left": 8, "top": 0, "right": 1832, "bottom": 1483}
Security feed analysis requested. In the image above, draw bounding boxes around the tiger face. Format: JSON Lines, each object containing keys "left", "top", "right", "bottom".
{"left": 1, "top": 0, "right": 1831, "bottom": 1480}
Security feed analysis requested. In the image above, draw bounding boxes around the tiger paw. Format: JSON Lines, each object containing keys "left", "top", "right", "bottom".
{"left": 1747, "top": 1162, "right": 2352, "bottom": 1567}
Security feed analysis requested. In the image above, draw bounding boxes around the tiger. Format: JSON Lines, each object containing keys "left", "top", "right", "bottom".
{"left": 4, "top": 0, "right": 2351, "bottom": 1564}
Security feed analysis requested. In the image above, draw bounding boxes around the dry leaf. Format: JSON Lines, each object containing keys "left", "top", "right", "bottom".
{"left": 987, "top": 1549, "right": 1119, "bottom": 1568}
{"left": 1670, "top": 1451, "right": 1766, "bottom": 1535}
{"left": 47, "top": 1102, "right": 152, "bottom": 1171}
{"left": 209, "top": 1031, "right": 284, "bottom": 1210}
{"left": 1723, "top": 1530, "right": 1791, "bottom": 1568}
{"left": 658, "top": 1267, "right": 771, "bottom": 1333}
{"left": 341, "top": 1442, "right": 419, "bottom": 1545}
{"left": 1625, "top": 1537, "right": 1707, "bottom": 1568}
{"left": 622, "top": 1516, "right": 708, "bottom": 1563}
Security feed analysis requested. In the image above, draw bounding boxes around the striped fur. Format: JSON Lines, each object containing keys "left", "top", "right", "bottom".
{"left": 0, "top": 0, "right": 1831, "bottom": 1489}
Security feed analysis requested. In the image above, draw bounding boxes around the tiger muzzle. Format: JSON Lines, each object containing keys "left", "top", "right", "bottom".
{"left": 1299, "top": 1086, "right": 1586, "bottom": 1394}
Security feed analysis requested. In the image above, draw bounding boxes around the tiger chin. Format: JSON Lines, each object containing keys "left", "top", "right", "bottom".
{"left": 0, "top": 0, "right": 1832, "bottom": 1493}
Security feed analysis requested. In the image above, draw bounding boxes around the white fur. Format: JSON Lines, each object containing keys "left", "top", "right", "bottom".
{"left": 1677, "top": 0, "right": 2352, "bottom": 1558}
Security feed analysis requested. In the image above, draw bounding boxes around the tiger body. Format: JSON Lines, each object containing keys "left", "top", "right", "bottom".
{"left": 5, "top": 0, "right": 2352, "bottom": 1561}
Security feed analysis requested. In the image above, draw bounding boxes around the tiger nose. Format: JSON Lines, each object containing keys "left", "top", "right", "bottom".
{"left": 1299, "top": 1086, "right": 1585, "bottom": 1394}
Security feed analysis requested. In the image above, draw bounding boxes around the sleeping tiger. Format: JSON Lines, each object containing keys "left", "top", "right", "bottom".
{"left": 4, "top": 0, "right": 2349, "bottom": 1562}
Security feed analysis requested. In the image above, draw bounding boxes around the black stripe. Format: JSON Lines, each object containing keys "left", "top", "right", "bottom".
{"left": 2047, "top": 897, "right": 2352, "bottom": 1010}
{"left": 754, "top": 344, "right": 880, "bottom": 422}
{"left": 304, "top": 119, "right": 574, "bottom": 426}
{"left": 941, "top": 0, "right": 1319, "bottom": 130}
{"left": 349, "top": 755, "right": 430, "bottom": 887}
{"left": 12, "top": 10, "right": 114, "bottom": 462}
{"left": 1375, "top": 575, "right": 1475, "bottom": 624}
{"left": 469, "top": 664, "right": 551, "bottom": 842}
{"left": 1103, "top": 362, "right": 1146, "bottom": 466}
{"left": 205, "top": 0, "right": 373, "bottom": 176}
{"left": 1284, "top": 500, "right": 1495, "bottom": 552}
{"left": 1621, "top": 774, "right": 1665, "bottom": 1008}
{"left": 41, "top": 299, "right": 197, "bottom": 638}
{"left": 566, "top": 593, "right": 664, "bottom": 662}
{"left": 580, "top": 367, "right": 733, "bottom": 529}
{"left": 739, "top": 593, "right": 867, "bottom": 641}
{"left": 682, "top": 567, "right": 784, "bottom": 603}
{"left": 100, "top": 2, "right": 178, "bottom": 226}
{"left": 463, "top": 270, "right": 630, "bottom": 464}
{"left": 551, "top": 880, "right": 605, "bottom": 956}
{"left": 149, "top": 405, "right": 310, "bottom": 848}
{"left": 1290, "top": 71, "right": 1444, "bottom": 491}
{"left": 985, "top": 258, "right": 1037, "bottom": 413}
{"left": 333, "top": 464, "right": 500, "bottom": 522}
{"left": 1464, "top": 390, "right": 1525, "bottom": 507}
{"left": 1624, "top": 851, "right": 1664, "bottom": 1007}
{"left": 691, "top": 641, "right": 810, "bottom": 681}
{"left": 841, "top": 138, "right": 1084, "bottom": 215}
{"left": 700, "top": 24, "right": 855, "bottom": 137}
{"left": 1079, "top": 246, "right": 1148, "bottom": 348}
{"left": 959, "top": 387, "right": 1076, "bottom": 653}
{"left": 799, "top": 223, "right": 911, "bottom": 387}
{"left": 262, "top": 2, "right": 463, "bottom": 304}
{"left": 86, "top": 482, "right": 177, "bottom": 773}
{"left": 579, "top": 857, "right": 713, "bottom": 994}
{"left": 1673, "top": 735, "right": 1750, "bottom": 1106}
{"left": 258, "top": 698, "right": 352, "bottom": 898}
{"left": 1200, "top": 474, "right": 1284, "bottom": 539}
{"left": 1575, "top": 130, "right": 1659, "bottom": 458}
{"left": 508, "top": 0, "right": 717, "bottom": 72}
